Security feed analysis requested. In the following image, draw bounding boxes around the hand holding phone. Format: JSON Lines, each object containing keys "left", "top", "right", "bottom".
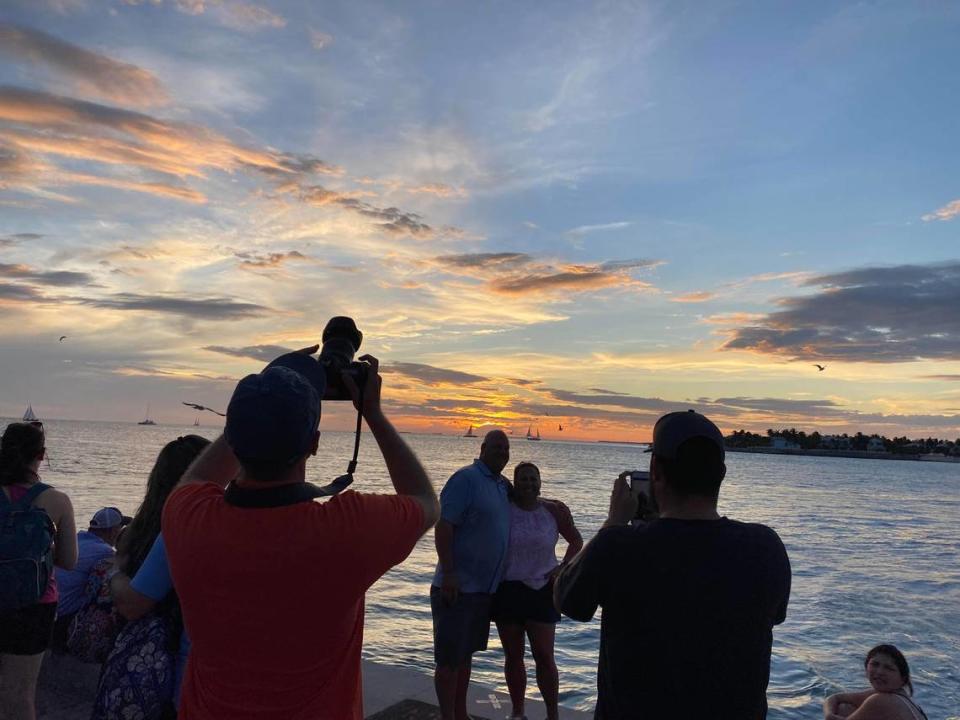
{"left": 626, "top": 470, "right": 658, "bottom": 522}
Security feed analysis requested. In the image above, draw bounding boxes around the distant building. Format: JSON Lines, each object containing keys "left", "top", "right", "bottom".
{"left": 770, "top": 437, "right": 800, "bottom": 450}
{"left": 866, "top": 436, "right": 886, "bottom": 452}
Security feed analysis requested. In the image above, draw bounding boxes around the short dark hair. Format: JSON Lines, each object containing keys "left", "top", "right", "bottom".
{"left": 866, "top": 644, "right": 913, "bottom": 696}
{"left": 654, "top": 436, "right": 725, "bottom": 498}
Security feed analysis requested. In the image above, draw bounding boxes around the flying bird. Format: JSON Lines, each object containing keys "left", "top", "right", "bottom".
{"left": 182, "top": 402, "right": 226, "bottom": 417}
{"left": 813, "top": 364, "right": 826, "bottom": 372}
{"left": 558, "top": 424, "right": 563, "bottom": 431}
{"left": 59, "top": 335, "right": 67, "bottom": 342}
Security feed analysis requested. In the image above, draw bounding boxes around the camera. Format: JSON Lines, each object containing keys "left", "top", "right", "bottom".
{"left": 626, "top": 470, "right": 658, "bottom": 521}
{"left": 318, "top": 316, "right": 369, "bottom": 401}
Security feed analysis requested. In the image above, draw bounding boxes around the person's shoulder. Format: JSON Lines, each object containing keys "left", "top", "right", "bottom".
{"left": 33, "top": 485, "right": 71, "bottom": 513}
{"left": 164, "top": 482, "right": 221, "bottom": 517}
{"left": 725, "top": 518, "right": 784, "bottom": 542}
{"left": 446, "top": 462, "right": 482, "bottom": 484}
{"left": 859, "top": 691, "right": 907, "bottom": 714}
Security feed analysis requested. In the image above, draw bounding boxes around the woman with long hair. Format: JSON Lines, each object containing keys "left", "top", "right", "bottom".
{"left": 0, "top": 422, "right": 77, "bottom": 720}
{"left": 824, "top": 644, "right": 927, "bottom": 720}
{"left": 492, "top": 461, "right": 582, "bottom": 720}
{"left": 99, "top": 434, "right": 210, "bottom": 719}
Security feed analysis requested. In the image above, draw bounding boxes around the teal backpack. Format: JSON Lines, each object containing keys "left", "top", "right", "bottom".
{"left": 0, "top": 483, "right": 55, "bottom": 609}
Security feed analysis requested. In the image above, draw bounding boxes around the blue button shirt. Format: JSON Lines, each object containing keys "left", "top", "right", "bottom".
{"left": 57, "top": 531, "right": 115, "bottom": 616}
{"left": 432, "top": 459, "right": 510, "bottom": 594}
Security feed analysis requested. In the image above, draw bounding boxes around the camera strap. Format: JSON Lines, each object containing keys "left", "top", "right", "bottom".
{"left": 324, "top": 384, "right": 364, "bottom": 496}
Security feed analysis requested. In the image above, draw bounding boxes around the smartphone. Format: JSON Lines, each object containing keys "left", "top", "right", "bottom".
{"left": 626, "top": 470, "right": 655, "bottom": 521}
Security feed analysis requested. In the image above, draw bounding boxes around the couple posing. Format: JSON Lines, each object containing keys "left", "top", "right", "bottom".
{"left": 431, "top": 430, "right": 583, "bottom": 720}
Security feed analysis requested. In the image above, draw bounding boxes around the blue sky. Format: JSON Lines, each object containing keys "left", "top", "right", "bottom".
{"left": 1, "top": 0, "right": 959, "bottom": 439}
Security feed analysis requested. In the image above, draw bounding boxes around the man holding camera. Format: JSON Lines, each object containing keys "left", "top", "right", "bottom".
{"left": 555, "top": 410, "right": 791, "bottom": 719}
{"left": 162, "top": 339, "right": 439, "bottom": 720}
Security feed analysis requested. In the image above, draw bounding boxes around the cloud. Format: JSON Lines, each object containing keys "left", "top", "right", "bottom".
{"left": 0, "top": 86, "right": 339, "bottom": 202}
{"left": 922, "top": 199, "right": 960, "bottom": 222}
{"left": 286, "top": 183, "right": 435, "bottom": 237}
{"left": 234, "top": 250, "right": 307, "bottom": 269}
{"left": 83, "top": 293, "right": 269, "bottom": 320}
{"left": 433, "top": 252, "right": 532, "bottom": 269}
{"left": 203, "top": 344, "right": 293, "bottom": 361}
{"left": 566, "top": 221, "right": 632, "bottom": 236}
{"left": 217, "top": 2, "right": 286, "bottom": 31}
{"left": 672, "top": 291, "right": 715, "bottom": 303}
{"left": 490, "top": 263, "right": 653, "bottom": 296}
{"left": 1, "top": 232, "right": 43, "bottom": 248}
{"left": 382, "top": 362, "right": 489, "bottom": 386}
{"left": 0, "top": 23, "right": 168, "bottom": 108}
{"left": 723, "top": 262, "right": 960, "bottom": 362}
{"left": 588, "top": 387, "right": 631, "bottom": 395}
{"left": 405, "top": 183, "right": 467, "bottom": 199}
{"left": 0, "top": 281, "right": 46, "bottom": 302}
{"left": 0, "top": 262, "right": 95, "bottom": 286}
{"left": 308, "top": 29, "right": 334, "bottom": 50}
{"left": 918, "top": 375, "right": 960, "bottom": 381}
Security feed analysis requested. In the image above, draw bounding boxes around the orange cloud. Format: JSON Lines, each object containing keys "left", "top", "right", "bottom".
{"left": 672, "top": 291, "right": 715, "bottom": 303}
{"left": 922, "top": 198, "right": 960, "bottom": 222}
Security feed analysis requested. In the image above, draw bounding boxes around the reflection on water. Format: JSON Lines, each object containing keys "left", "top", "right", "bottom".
{"left": 21, "top": 419, "right": 960, "bottom": 719}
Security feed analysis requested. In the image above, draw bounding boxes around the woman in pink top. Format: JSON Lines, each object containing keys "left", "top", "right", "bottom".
{"left": 492, "top": 461, "right": 582, "bottom": 720}
{"left": 0, "top": 422, "right": 77, "bottom": 720}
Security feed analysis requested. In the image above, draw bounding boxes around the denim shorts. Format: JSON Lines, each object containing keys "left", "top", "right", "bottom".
{"left": 430, "top": 586, "right": 491, "bottom": 667}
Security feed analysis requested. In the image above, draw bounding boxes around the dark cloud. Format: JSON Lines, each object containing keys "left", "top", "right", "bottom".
{"left": 234, "top": 250, "right": 307, "bottom": 269}
{"left": 0, "top": 281, "right": 45, "bottom": 301}
{"left": 203, "top": 344, "right": 293, "bottom": 361}
{"left": 83, "top": 293, "right": 269, "bottom": 320}
{"left": 0, "top": 262, "right": 94, "bottom": 286}
{"left": 724, "top": 262, "right": 960, "bottom": 362}
{"left": 383, "top": 362, "right": 489, "bottom": 386}
{"left": 919, "top": 375, "right": 960, "bottom": 381}
{"left": 434, "top": 253, "right": 532, "bottom": 269}
{"left": 544, "top": 388, "right": 677, "bottom": 413}
{"left": 492, "top": 270, "right": 621, "bottom": 295}
{"left": 284, "top": 184, "right": 434, "bottom": 237}
{"left": 588, "top": 387, "right": 631, "bottom": 395}
{"left": 599, "top": 259, "right": 662, "bottom": 272}
{"left": 0, "top": 23, "right": 168, "bottom": 107}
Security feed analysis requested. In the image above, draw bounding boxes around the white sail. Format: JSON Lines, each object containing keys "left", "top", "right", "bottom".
{"left": 23, "top": 404, "right": 39, "bottom": 422}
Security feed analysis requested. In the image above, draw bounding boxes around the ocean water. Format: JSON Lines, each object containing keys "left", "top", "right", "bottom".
{"left": 16, "top": 419, "right": 960, "bottom": 719}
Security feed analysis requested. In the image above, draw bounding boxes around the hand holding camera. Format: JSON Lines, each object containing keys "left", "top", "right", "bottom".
{"left": 627, "top": 470, "right": 659, "bottom": 523}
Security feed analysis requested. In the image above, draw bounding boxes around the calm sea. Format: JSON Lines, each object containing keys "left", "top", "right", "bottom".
{"left": 15, "top": 419, "right": 960, "bottom": 719}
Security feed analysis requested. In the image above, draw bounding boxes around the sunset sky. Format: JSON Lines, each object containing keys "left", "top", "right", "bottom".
{"left": 1, "top": 1, "right": 959, "bottom": 441}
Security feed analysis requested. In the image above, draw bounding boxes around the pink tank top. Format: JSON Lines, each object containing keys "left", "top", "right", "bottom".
{"left": 502, "top": 503, "right": 559, "bottom": 590}
{"left": 6, "top": 484, "right": 58, "bottom": 604}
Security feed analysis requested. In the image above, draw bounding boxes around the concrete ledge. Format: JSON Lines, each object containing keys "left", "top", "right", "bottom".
{"left": 37, "top": 652, "right": 591, "bottom": 719}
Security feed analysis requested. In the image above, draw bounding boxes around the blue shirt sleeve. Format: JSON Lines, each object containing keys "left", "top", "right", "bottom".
{"left": 129, "top": 533, "right": 173, "bottom": 602}
{"left": 439, "top": 468, "right": 474, "bottom": 525}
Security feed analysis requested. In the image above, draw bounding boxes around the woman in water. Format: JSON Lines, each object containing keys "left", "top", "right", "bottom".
{"left": 0, "top": 422, "right": 77, "bottom": 720}
{"left": 493, "top": 461, "right": 583, "bottom": 720}
{"left": 824, "top": 644, "right": 927, "bottom": 720}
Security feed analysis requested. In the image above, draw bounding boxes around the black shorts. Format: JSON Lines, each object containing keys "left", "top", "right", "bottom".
{"left": 430, "top": 586, "right": 491, "bottom": 668}
{"left": 0, "top": 602, "right": 57, "bottom": 655}
{"left": 492, "top": 579, "right": 561, "bottom": 625}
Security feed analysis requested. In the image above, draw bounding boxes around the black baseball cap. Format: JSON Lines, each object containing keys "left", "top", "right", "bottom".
{"left": 645, "top": 410, "right": 725, "bottom": 461}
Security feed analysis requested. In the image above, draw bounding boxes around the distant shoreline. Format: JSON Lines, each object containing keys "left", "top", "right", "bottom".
{"left": 726, "top": 446, "right": 960, "bottom": 463}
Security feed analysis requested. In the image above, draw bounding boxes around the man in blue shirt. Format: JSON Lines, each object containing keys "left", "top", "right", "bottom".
{"left": 53, "top": 507, "right": 129, "bottom": 644}
{"left": 432, "top": 429, "right": 511, "bottom": 720}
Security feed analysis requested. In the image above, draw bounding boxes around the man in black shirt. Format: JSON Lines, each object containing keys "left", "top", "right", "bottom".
{"left": 554, "top": 410, "right": 791, "bottom": 719}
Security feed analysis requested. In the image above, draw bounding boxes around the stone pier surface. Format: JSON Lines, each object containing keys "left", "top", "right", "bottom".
{"left": 37, "top": 652, "right": 592, "bottom": 719}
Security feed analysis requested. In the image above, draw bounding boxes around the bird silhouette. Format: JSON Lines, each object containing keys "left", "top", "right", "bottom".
{"left": 813, "top": 364, "right": 826, "bottom": 372}
{"left": 59, "top": 335, "right": 67, "bottom": 342}
{"left": 182, "top": 402, "right": 226, "bottom": 417}
{"left": 558, "top": 424, "right": 563, "bottom": 431}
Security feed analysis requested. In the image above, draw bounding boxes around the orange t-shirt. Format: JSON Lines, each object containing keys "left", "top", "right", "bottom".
{"left": 162, "top": 483, "right": 424, "bottom": 720}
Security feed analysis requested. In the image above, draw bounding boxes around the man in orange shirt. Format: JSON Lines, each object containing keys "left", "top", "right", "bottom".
{"left": 162, "top": 347, "right": 439, "bottom": 719}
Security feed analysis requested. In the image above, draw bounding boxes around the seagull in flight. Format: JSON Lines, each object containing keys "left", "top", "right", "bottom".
{"left": 813, "top": 364, "right": 826, "bottom": 372}
{"left": 59, "top": 335, "right": 67, "bottom": 342}
{"left": 182, "top": 402, "right": 226, "bottom": 417}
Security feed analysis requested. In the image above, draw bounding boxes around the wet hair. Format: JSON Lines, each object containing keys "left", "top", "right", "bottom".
{"left": 0, "top": 422, "right": 45, "bottom": 486}
{"left": 866, "top": 644, "right": 913, "bottom": 695}
{"left": 118, "top": 435, "right": 210, "bottom": 577}
{"left": 653, "top": 436, "right": 725, "bottom": 498}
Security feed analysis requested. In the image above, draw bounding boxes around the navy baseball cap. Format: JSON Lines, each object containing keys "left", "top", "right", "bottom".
{"left": 225, "top": 361, "right": 324, "bottom": 464}
{"left": 645, "top": 410, "right": 725, "bottom": 461}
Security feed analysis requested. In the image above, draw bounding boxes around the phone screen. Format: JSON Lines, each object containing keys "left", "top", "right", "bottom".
{"left": 627, "top": 470, "right": 654, "bottom": 520}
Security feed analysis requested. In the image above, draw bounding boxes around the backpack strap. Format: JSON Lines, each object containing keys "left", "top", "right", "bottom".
{"left": 0, "top": 482, "right": 51, "bottom": 510}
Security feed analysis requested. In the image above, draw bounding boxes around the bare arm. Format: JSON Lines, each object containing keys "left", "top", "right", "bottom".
{"left": 109, "top": 573, "right": 157, "bottom": 621}
{"left": 824, "top": 689, "right": 874, "bottom": 719}
{"left": 844, "top": 693, "right": 903, "bottom": 720}
{"left": 434, "top": 518, "right": 459, "bottom": 604}
{"left": 542, "top": 499, "right": 583, "bottom": 568}
{"left": 41, "top": 489, "right": 77, "bottom": 570}
{"left": 345, "top": 355, "right": 439, "bottom": 533}
{"left": 176, "top": 434, "right": 239, "bottom": 489}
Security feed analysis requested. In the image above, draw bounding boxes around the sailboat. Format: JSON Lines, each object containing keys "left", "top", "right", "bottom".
{"left": 463, "top": 425, "right": 476, "bottom": 438}
{"left": 526, "top": 425, "right": 541, "bottom": 441}
{"left": 193, "top": 417, "right": 200, "bottom": 427}
{"left": 138, "top": 405, "right": 156, "bottom": 426}
{"left": 23, "top": 404, "right": 40, "bottom": 424}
